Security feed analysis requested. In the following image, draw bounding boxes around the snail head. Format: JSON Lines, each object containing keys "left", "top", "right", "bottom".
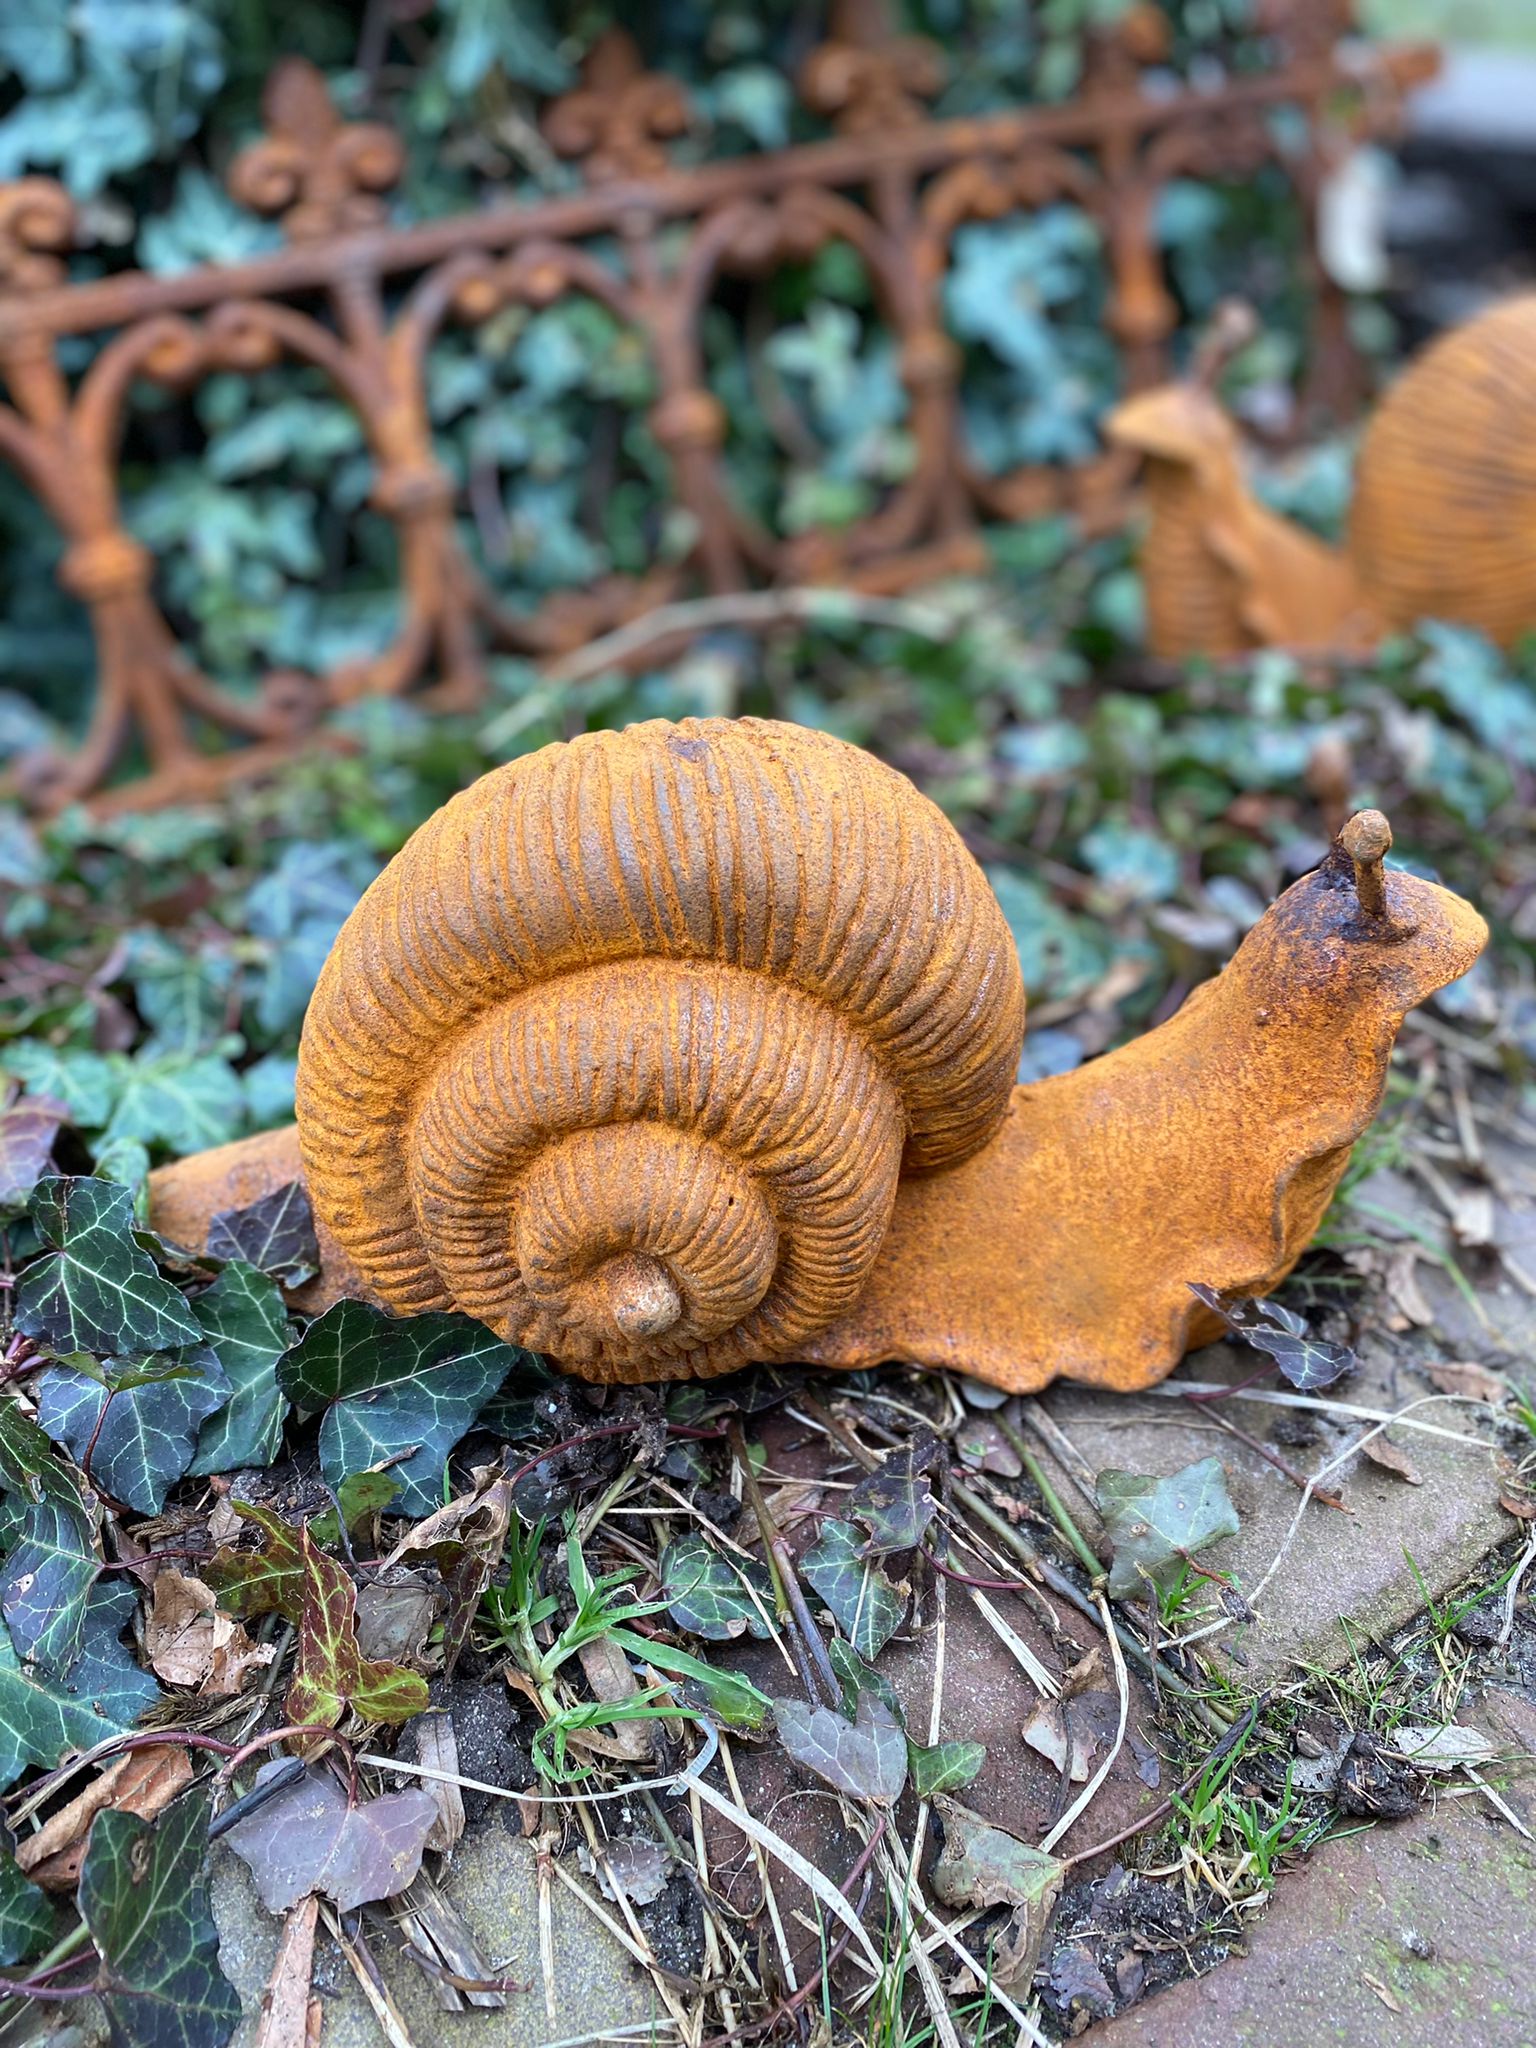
{"left": 1225, "top": 808, "right": 1487, "bottom": 1034}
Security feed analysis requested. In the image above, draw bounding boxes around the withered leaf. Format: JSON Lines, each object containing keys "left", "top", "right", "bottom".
{"left": 1426, "top": 1361, "right": 1508, "bottom": 1404}
{"left": 145, "top": 1570, "right": 272, "bottom": 1693}
{"left": 1360, "top": 1437, "right": 1423, "bottom": 1486}
{"left": 930, "top": 1798, "right": 1064, "bottom": 1990}
{"left": 1189, "top": 1282, "right": 1355, "bottom": 1390}
{"left": 774, "top": 1692, "right": 908, "bottom": 1805}
{"left": 285, "top": 1527, "right": 429, "bottom": 1735}
{"left": 221, "top": 1761, "right": 438, "bottom": 1912}
{"left": 596, "top": 1836, "right": 670, "bottom": 1907}
{"left": 16, "top": 1744, "right": 193, "bottom": 1893}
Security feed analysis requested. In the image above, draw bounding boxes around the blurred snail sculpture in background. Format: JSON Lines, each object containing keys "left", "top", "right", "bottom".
{"left": 1107, "top": 294, "right": 1536, "bottom": 660}
{"left": 149, "top": 718, "right": 1486, "bottom": 1395}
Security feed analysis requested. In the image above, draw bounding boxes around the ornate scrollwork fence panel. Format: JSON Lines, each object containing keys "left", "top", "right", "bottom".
{"left": 0, "top": 2, "right": 1434, "bottom": 811}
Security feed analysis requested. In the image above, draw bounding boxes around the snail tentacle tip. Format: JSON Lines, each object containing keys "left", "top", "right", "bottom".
{"left": 1338, "top": 807, "right": 1393, "bottom": 866}
{"left": 1337, "top": 807, "right": 1394, "bottom": 921}
{"left": 602, "top": 1252, "right": 683, "bottom": 1341}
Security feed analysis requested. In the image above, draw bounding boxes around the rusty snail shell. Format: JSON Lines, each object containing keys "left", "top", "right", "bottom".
{"left": 1349, "top": 294, "right": 1536, "bottom": 648}
{"left": 294, "top": 717, "right": 1024, "bottom": 1384}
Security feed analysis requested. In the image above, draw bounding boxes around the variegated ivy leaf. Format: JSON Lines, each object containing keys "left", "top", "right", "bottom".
{"left": 203, "top": 1501, "right": 307, "bottom": 1621}
{"left": 37, "top": 1347, "right": 230, "bottom": 1516}
{"left": 802, "top": 1517, "right": 905, "bottom": 1661}
{"left": 79, "top": 1788, "right": 241, "bottom": 2048}
{"left": 186, "top": 1261, "right": 291, "bottom": 1474}
{"left": 659, "top": 1530, "right": 773, "bottom": 1641}
{"left": 204, "top": 1486, "right": 395, "bottom": 1624}
{"left": 204, "top": 1179, "right": 318, "bottom": 1287}
{"left": 284, "top": 1527, "right": 429, "bottom": 1734}
{"left": 278, "top": 1300, "right": 526, "bottom": 1515}
{"left": 14, "top": 1177, "right": 200, "bottom": 1358}
{"left": 0, "top": 1581, "right": 160, "bottom": 1791}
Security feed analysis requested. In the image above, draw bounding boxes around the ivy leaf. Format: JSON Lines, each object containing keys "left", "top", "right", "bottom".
{"left": 0, "top": 1583, "right": 158, "bottom": 1792}
{"left": 203, "top": 1490, "right": 386, "bottom": 1626}
{"left": 908, "top": 1739, "right": 987, "bottom": 1799}
{"left": 930, "top": 1798, "right": 1064, "bottom": 1989}
{"left": 0, "top": 1830, "right": 52, "bottom": 1965}
{"left": 186, "top": 1262, "right": 291, "bottom": 1474}
{"left": 14, "top": 1178, "right": 200, "bottom": 1358}
{"left": 278, "top": 1302, "right": 524, "bottom": 1515}
{"left": 53, "top": 1580, "right": 161, "bottom": 1731}
{"left": 0, "top": 1044, "right": 118, "bottom": 1132}
{"left": 79, "top": 1787, "right": 241, "bottom": 2048}
{"left": 829, "top": 1638, "right": 904, "bottom": 1725}
{"left": 37, "top": 1349, "right": 231, "bottom": 1516}
{"left": 658, "top": 1531, "right": 772, "bottom": 1640}
{"left": 846, "top": 1439, "right": 940, "bottom": 1556}
{"left": 285, "top": 1527, "right": 429, "bottom": 1734}
{"left": 0, "top": 1090, "right": 64, "bottom": 1211}
{"left": 204, "top": 1180, "right": 318, "bottom": 1286}
{"left": 105, "top": 1051, "right": 246, "bottom": 1155}
{"left": 1188, "top": 1283, "right": 1356, "bottom": 1391}
{"left": 802, "top": 1517, "right": 906, "bottom": 1661}
{"left": 0, "top": 1471, "right": 97, "bottom": 1671}
{"left": 1096, "top": 1456, "right": 1241, "bottom": 1599}
{"left": 220, "top": 1760, "right": 437, "bottom": 1913}
{"left": 203, "top": 1501, "right": 305, "bottom": 1621}
{"left": 774, "top": 1693, "right": 908, "bottom": 1804}
{"left": 0, "top": 1396, "right": 72, "bottom": 1500}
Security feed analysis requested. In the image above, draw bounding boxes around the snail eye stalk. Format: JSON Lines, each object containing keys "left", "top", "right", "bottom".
{"left": 1336, "top": 808, "right": 1416, "bottom": 942}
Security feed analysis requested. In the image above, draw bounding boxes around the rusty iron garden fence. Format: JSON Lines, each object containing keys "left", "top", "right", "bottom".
{"left": 0, "top": 1, "right": 1434, "bottom": 813}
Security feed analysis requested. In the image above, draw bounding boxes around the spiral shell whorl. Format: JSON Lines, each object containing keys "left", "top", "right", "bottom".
{"left": 295, "top": 717, "right": 1025, "bottom": 1381}
{"left": 1351, "top": 294, "right": 1536, "bottom": 648}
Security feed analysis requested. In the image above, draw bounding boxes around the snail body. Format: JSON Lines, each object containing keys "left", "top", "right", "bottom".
{"left": 1108, "top": 293, "right": 1536, "bottom": 660}
{"left": 149, "top": 720, "right": 1485, "bottom": 1395}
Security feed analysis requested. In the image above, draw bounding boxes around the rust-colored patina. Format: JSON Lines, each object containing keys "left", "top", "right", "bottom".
{"left": 0, "top": 3, "right": 1433, "bottom": 812}
{"left": 147, "top": 720, "right": 1486, "bottom": 1396}
{"left": 1109, "top": 292, "right": 1536, "bottom": 659}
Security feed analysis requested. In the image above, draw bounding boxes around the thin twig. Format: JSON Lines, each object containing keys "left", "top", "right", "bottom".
{"left": 1196, "top": 1404, "right": 1353, "bottom": 1514}
{"left": 1062, "top": 1694, "right": 1265, "bottom": 1868}
{"left": 728, "top": 1419, "right": 839, "bottom": 1707}
{"left": 542, "top": 587, "right": 960, "bottom": 687}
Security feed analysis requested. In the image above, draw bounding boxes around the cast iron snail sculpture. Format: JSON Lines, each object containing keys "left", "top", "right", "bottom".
{"left": 148, "top": 717, "right": 1486, "bottom": 1394}
{"left": 1107, "top": 293, "right": 1536, "bottom": 660}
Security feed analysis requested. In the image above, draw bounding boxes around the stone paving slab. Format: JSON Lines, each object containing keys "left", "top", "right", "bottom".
{"left": 1034, "top": 1330, "right": 1518, "bottom": 1683}
{"left": 210, "top": 1827, "right": 662, "bottom": 2048}
{"left": 1083, "top": 1801, "right": 1536, "bottom": 2048}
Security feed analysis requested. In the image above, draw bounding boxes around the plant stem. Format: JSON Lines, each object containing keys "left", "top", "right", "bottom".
{"left": 727, "top": 1419, "right": 839, "bottom": 1707}
{"left": 994, "top": 1415, "right": 1105, "bottom": 1577}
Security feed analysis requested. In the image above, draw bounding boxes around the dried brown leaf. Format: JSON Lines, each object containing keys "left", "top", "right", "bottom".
{"left": 1360, "top": 1438, "right": 1423, "bottom": 1486}
{"left": 145, "top": 1569, "right": 273, "bottom": 1694}
{"left": 576, "top": 1636, "right": 652, "bottom": 1761}
{"left": 16, "top": 1744, "right": 192, "bottom": 1892}
{"left": 1426, "top": 1361, "right": 1508, "bottom": 1404}
{"left": 253, "top": 1894, "right": 320, "bottom": 2048}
